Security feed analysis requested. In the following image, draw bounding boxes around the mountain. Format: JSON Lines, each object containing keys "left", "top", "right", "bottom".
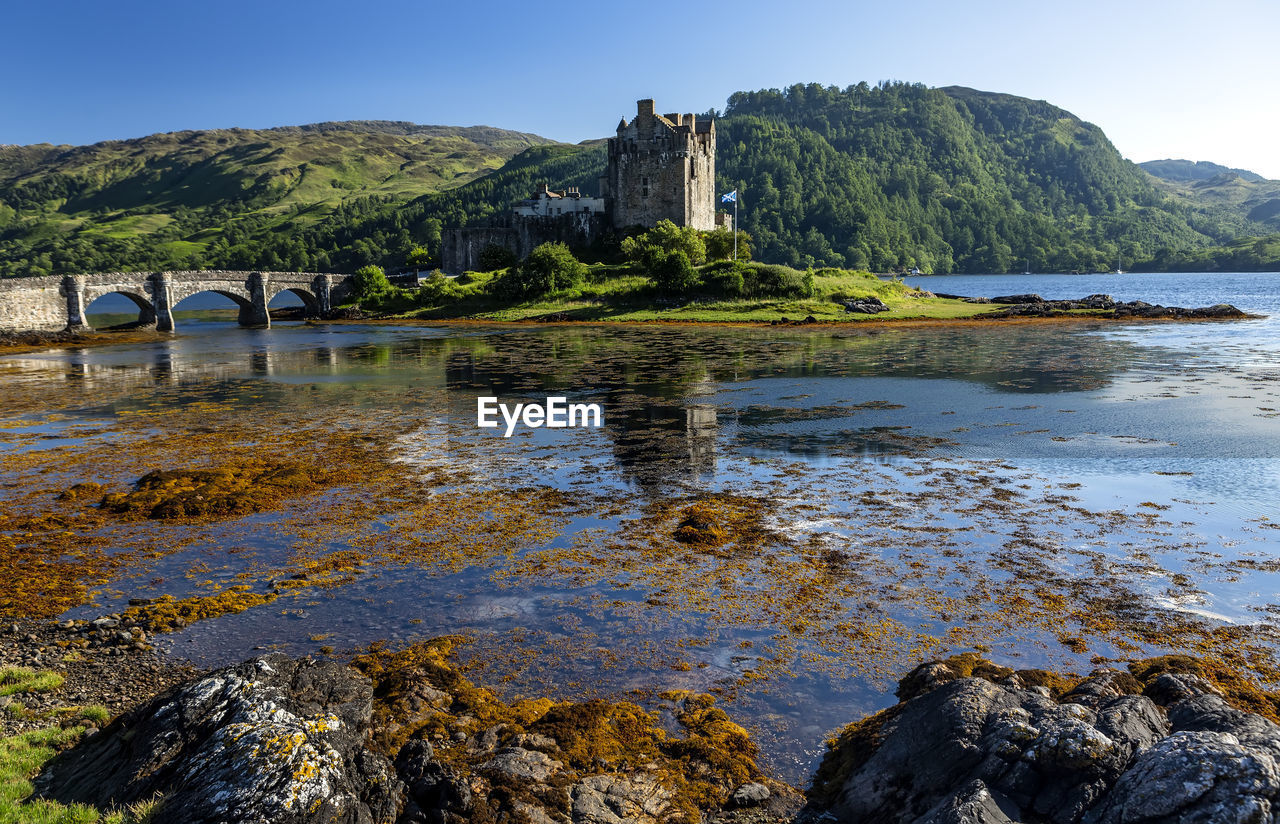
{"left": 1140, "top": 159, "right": 1265, "bottom": 184}
{"left": 2, "top": 84, "right": 1277, "bottom": 276}
{"left": 1138, "top": 159, "right": 1280, "bottom": 239}
{"left": 242, "top": 82, "right": 1271, "bottom": 274}
{"left": 0, "top": 122, "right": 554, "bottom": 277}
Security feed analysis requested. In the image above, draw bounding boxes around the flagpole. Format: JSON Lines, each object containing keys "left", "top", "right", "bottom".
{"left": 733, "top": 190, "right": 738, "bottom": 261}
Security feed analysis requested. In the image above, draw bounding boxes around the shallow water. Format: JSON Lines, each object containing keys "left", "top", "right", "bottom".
{"left": 3, "top": 272, "right": 1279, "bottom": 783}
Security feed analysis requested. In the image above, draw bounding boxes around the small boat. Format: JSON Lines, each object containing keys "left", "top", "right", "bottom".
{"left": 908, "top": 266, "right": 922, "bottom": 275}
{"left": 1114, "top": 253, "right": 1124, "bottom": 275}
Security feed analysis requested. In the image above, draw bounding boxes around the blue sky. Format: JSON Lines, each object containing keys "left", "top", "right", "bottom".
{"left": 4, "top": 0, "right": 1279, "bottom": 177}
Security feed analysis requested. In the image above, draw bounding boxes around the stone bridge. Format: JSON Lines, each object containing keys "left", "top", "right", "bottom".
{"left": 0, "top": 270, "right": 356, "bottom": 333}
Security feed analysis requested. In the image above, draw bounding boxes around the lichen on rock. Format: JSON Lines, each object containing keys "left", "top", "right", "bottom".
{"left": 33, "top": 654, "right": 401, "bottom": 824}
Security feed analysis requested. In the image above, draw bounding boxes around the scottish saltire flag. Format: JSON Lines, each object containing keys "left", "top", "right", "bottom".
{"left": 721, "top": 190, "right": 737, "bottom": 203}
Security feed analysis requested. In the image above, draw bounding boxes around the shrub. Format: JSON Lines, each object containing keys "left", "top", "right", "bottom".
{"left": 650, "top": 249, "right": 699, "bottom": 293}
{"left": 352, "top": 264, "right": 392, "bottom": 302}
{"left": 702, "top": 260, "right": 749, "bottom": 297}
{"left": 490, "top": 242, "right": 587, "bottom": 300}
{"left": 749, "top": 263, "right": 814, "bottom": 298}
{"left": 478, "top": 244, "right": 517, "bottom": 272}
{"left": 416, "top": 271, "right": 458, "bottom": 305}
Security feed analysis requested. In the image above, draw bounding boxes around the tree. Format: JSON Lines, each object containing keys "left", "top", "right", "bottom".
{"left": 704, "top": 227, "right": 752, "bottom": 262}
{"left": 490, "top": 242, "right": 586, "bottom": 300}
{"left": 352, "top": 264, "right": 392, "bottom": 301}
{"left": 406, "top": 246, "right": 433, "bottom": 267}
{"left": 649, "top": 249, "right": 699, "bottom": 293}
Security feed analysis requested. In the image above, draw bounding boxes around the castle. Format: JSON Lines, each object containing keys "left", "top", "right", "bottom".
{"left": 440, "top": 99, "right": 718, "bottom": 274}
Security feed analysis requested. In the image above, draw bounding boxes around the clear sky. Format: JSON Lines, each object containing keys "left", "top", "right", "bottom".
{"left": 3, "top": 0, "right": 1278, "bottom": 177}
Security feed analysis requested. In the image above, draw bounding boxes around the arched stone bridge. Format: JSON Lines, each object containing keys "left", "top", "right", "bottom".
{"left": 0, "top": 270, "right": 356, "bottom": 333}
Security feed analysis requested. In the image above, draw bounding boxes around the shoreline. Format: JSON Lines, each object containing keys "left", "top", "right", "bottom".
{"left": 0, "top": 301, "right": 1263, "bottom": 355}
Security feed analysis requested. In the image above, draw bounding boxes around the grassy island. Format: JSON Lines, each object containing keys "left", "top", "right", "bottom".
{"left": 360, "top": 262, "right": 1002, "bottom": 324}
{"left": 342, "top": 225, "right": 1021, "bottom": 326}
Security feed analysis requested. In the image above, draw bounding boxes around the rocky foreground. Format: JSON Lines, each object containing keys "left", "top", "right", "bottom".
{"left": 23, "top": 646, "right": 1280, "bottom": 823}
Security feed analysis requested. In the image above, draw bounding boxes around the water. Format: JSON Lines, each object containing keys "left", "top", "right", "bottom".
{"left": 2, "top": 272, "right": 1278, "bottom": 783}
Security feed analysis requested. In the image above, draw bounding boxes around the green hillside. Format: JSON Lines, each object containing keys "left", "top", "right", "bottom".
{"left": 2, "top": 83, "right": 1277, "bottom": 276}
{"left": 243, "top": 82, "right": 1270, "bottom": 274}
{"left": 1140, "top": 160, "right": 1280, "bottom": 236}
{"left": 1141, "top": 159, "right": 1265, "bottom": 184}
{"left": 0, "top": 123, "right": 554, "bottom": 276}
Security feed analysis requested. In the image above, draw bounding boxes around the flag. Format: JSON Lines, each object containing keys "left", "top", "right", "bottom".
{"left": 721, "top": 190, "right": 737, "bottom": 203}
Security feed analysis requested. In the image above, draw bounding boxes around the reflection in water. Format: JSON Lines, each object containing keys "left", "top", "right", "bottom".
{"left": 3, "top": 311, "right": 1280, "bottom": 783}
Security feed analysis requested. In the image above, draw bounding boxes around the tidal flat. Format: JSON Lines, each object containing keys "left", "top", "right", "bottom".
{"left": 2, "top": 273, "right": 1279, "bottom": 791}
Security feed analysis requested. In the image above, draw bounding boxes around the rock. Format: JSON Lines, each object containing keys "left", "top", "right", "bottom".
{"left": 1087, "top": 730, "right": 1280, "bottom": 823}
{"left": 812, "top": 656, "right": 1280, "bottom": 824}
{"left": 730, "top": 781, "right": 771, "bottom": 808}
{"left": 843, "top": 296, "right": 890, "bottom": 314}
{"left": 1142, "top": 672, "right": 1219, "bottom": 706}
{"left": 395, "top": 739, "right": 472, "bottom": 824}
{"left": 571, "top": 772, "right": 672, "bottom": 824}
{"left": 480, "top": 746, "right": 563, "bottom": 782}
{"left": 817, "top": 671, "right": 1165, "bottom": 823}
{"left": 990, "top": 294, "right": 1046, "bottom": 304}
{"left": 1189, "top": 303, "right": 1247, "bottom": 318}
{"left": 34, "top": 654, "right": 401, "bottom": 824}
{"left": 917, "top": 779, "right": 1020, "bottom": 824}
{"left": 516, "top": 732, "right": 558, "bottom": 750}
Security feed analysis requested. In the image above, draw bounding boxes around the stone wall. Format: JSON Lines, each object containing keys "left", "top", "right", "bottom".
{"left": 0, "top": 276, "right": 69, "bottom": 332}
{"left": 441, "top": 213, "right": 609, "bottom": 275}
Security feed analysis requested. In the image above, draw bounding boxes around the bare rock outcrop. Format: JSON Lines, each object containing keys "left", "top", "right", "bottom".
{"left": 808, "top": 655, "right": 1280, "bottom": 824}
{"left": 34, "top": 654, "right": 402, "bottom": 824}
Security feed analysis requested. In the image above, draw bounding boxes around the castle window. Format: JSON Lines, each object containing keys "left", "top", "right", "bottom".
{"left": 642, "top": 176, "right": 649, "bottom": 198}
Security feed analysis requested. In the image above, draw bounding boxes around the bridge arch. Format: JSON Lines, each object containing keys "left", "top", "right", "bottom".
{"left": 82, "top": 290, "right": 157, "bottom": 329}
{"left": 171, "top": 289, "right": 258, "bottom": 328}
{"left": 266, "top": 286, "right": 320, "bottom": 316}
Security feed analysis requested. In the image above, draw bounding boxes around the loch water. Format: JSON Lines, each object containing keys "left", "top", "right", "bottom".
{"left": 3, "top": 271, "right": 1279, "bottom": 782}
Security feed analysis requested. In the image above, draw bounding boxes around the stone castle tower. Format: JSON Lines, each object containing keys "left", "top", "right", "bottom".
{"left": 603, "top": 99, "right": 716, "bottom": 231}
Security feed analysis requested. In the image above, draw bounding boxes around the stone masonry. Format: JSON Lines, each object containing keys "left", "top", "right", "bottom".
{"left": 604, "top": 99, "right": 716, "bottom": 232}
{"left": 0, "top": 271, "right": 354, "bottom": 333}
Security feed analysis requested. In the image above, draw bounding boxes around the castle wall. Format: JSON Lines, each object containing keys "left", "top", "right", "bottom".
{"left": 441, "top": 228, "right": 521, "bottom": 275}
{"left": 441, "top": 213, "right": 609, "bottom": 275}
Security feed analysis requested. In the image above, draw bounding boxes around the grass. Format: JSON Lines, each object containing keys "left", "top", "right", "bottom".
{"left": 0, "top": 726, "right": 160, "bottom": 823}
{"left": 0, "top": 667, "right": 146, "bottom": 824}
{"left": 0, "top": 670, "right": 63, "bottom": 699}
{"left": 379, "top": 262, "right": 1010, "bottom": 324}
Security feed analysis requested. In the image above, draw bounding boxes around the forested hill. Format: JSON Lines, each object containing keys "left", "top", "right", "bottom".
{"left": 3, "top": 83, "right": 1278, "bottom": 276}
{"left": 214, "top": 82, "right": 1276, "bottom": 275}
{"left": 0, "top": 123, "right": 552, "bottom": 277}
